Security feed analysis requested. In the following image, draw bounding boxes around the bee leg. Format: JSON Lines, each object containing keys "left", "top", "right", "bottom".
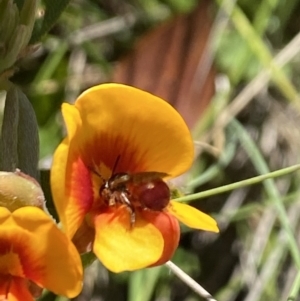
{"left": 109, "top": 196, "right": 116, "bottom": 207}
{"left": 129, "top": 209, "right": 136, "bottom": 229}
{"left": 120, "top": 192, "right": 135, "bottom": 229}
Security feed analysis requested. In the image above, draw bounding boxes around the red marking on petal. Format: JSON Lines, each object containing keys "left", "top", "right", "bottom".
{"left": 80, "top": 134, "right": 147, "bottom": 177}
{"left": 0, "top": 239, "right": 26, "bottom": 278}
{"left": 69, "top": 155, "right": 94, "bottom": 212}
{"left": 60, "top": 153, "right": 95, "bottom": 237}
{"left": 0, "top": 276, "right": 34, "bottom": 301}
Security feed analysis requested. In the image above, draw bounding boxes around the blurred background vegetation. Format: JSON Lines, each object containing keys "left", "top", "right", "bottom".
{"left": 2, "top": 0, "right": 300, "bottom": 300}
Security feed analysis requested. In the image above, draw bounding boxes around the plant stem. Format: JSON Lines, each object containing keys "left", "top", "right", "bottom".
{"left": 165, "top": 261, "right": 217, "bottom": 301}
{"left": 176, "top": 164, "right": 300, "bottom": 203}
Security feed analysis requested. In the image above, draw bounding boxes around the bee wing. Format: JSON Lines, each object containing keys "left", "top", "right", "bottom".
{"left": 131, "top": 172, "right": 169, "bottom": 184}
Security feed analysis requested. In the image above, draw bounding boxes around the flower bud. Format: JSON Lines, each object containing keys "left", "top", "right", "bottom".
{"left": 0, "top": 169, "right": 45, "bottom": 211}
{"left": 0, "top": 0, "right": 37, "bottom": 74}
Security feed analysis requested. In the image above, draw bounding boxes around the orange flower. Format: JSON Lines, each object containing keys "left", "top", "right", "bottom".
{"left": 0, "top": 206, "right": 83, "bottom": 301}
{"left": 51, "top": 83, "right": 218, "bottom": 273}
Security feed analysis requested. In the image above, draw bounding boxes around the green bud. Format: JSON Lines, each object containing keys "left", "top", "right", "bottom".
{"left": 0, "top": 169, "right": 45, "bottom": 212}
{"left": 0, "top": 0, "right": 37, "bottom": 74}
{"left": 2, "top": 25, "right": 27, "bottom": 72}
{"left": 0, "top": 0, "right": 18, "bottom": 45}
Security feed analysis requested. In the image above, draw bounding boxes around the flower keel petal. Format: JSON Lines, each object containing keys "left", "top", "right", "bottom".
{"left": 142, "top": 210, "right": 180, "bottom": 266}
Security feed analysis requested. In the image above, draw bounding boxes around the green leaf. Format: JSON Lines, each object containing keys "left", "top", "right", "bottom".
{"left": 30, "top": 0, "right": 70, "bottom": 43}
{"left": 80, "top": 251, "right": 97, "bottom": 268}
{"left": 0, "top": 87, "right": 19, "bottom": 172}
{"left": 128, "top": 267, "right": 163, "bottom": 301}
{"left": 0, "top": 86, "right": 40, "bottom": 180}
{"left": 13, "top": 0, "right": 25, "bottom": 10}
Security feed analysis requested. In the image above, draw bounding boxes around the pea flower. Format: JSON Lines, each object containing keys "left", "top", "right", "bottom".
{"left": 51, "top": 83, "right": 218, "bottom": 273}
{"left": 0, "top": 206, "right": 83, "bottom": 300}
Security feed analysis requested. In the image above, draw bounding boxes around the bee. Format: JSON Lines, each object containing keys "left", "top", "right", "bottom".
{"left": 98, "top": 156, "right": 170, "bottom": 227}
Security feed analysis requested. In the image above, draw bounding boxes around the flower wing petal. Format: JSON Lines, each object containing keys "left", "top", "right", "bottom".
{"left": 6, "top": 207, "right": 83, "bottom": 297}
{"left": 75, "top": 83, "right": 194, "bottom": 177}
{"left": 51, "top": 137, "right": 93, "bottom": 238}
{"left": 93, "top": 207, "right": 164, "bottom": 272}
{"left": 167, "top": 201, "right": 219, "bottom": 232}
{"left": 51, "top": 103, "right": 93, "bottom": 238}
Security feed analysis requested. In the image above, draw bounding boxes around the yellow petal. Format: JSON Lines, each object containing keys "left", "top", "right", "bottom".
{"left": 51, "top": 139, "right": 69, "bottom": 230}
{"left": 61, "top": 103, "right": 82, "bottom": 140}
{"left": 93, "top": 206, "right": 164, "bottom": 272}
{"left": 0, "top": 206, "right": 10, "bottom": 222}
{"left": 74, "top": 83, "right": 194, "bottom": 177}
{"left": 167, "top": 201, "right": 219, "bottom": 233}
{"left": 1, "top": 207, "right": 83, "bottom": 297}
